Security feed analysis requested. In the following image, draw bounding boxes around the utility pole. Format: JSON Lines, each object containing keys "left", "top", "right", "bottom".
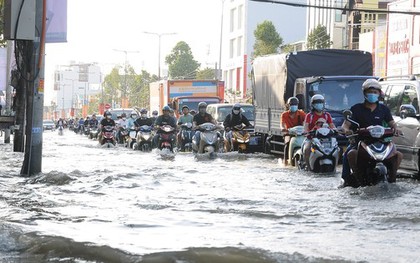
{"left": 21, "top": 0, "right": 46, "bottom": 176}
{"left": 113, "top": 49, "right": 139, "bottom": 108}
{"left": 4, "top": 40, "right": 13, "bottom": 144}
{"left": 143, "top": 32, "right": 176, "bottom": 80}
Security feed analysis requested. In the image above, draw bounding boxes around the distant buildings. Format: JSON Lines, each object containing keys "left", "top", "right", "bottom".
{"left": 53, "top": 63, "right": 101, "bottom": 118}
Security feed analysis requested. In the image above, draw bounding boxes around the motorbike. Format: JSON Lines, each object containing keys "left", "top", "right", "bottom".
{"left": 192, "top": 122, "right": 222, "bottom": 157}
{"left": 84, "top": 125, "right": 90, "bottom": 136}
{"left": 156, "top": 125, "right": 176, "bottom": 152}
{"left": 73, "top": 123, "right": 80, "bottom": 134}
{"left": 57, "top": 125, "right": 64, "bottom": 136}
{"left": 297, "top": 125, "right": 339, "bottom": 173}
{"left": 89, "top": 125, "right": 99, "bottom": 140}
{"left": 343, "top": 110, "right": 399, "bottom": 187}
{"left": 134, "top": 125, "right": 153, "bottom": 152}
{"left": 100, "top": 125, "right": 116, "bottom": 147}
{"left": 179, "top": 122, "right": 194, "bottom": 152}
{"left": 285, "top": 125, "right": 305, "bottom": 166}
{"left": 126, "top": 127, "right": 138, "bottom": 149}
{"left": 116, "top": 126, "right": 129, "bottom": 145}
{"left": 225, "top": 124, "right": 251, "bottom": 153}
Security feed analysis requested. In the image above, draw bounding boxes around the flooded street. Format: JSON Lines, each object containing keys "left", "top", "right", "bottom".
{"left": 1, "top": 130, "right": 419, "bottom": 263}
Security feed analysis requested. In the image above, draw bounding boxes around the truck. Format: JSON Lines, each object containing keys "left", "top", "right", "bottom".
{"left": 149, "top": 79, "right": 225, "bottom": 117}
{"left": 251, "top": 49, "right": 373, "bottom": 156}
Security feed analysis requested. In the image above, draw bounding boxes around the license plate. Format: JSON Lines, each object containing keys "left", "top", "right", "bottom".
{"left": 249, "top": 137, "right": 259, "bottom": 145}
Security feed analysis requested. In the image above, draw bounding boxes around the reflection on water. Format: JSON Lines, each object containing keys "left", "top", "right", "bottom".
{"left": 0, "top": 131, "right": 419, "bottom": 262}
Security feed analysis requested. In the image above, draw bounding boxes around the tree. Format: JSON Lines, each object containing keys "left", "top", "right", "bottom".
{"left": 196, "top": 67, "right": 216, "bottom": 80}
{"left": 165, "top": 41, "right": 200, "bottom": 79}
{"left": 253, "top": 20, "right": 283, "bottom": 58}
{"left": 103, "top": 67, "right": 122, "bottom": 107}
{"left": 307, "top": 25, "right": 333, "bottom": 50}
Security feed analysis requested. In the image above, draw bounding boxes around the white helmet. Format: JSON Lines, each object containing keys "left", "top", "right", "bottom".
{"left": 362, "top": 79, "right": 381, "bottom": 93}
{"left": 311, "top": 94, "right": 325, "bottom": 111}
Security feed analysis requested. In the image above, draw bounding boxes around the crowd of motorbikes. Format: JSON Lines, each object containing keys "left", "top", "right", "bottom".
{"left": 66, "top": 120, "right": 254, "bottom": 157}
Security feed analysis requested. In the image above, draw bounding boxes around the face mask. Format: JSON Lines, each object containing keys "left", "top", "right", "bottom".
{"left": 290, "top": 105, "right": 298, "bottom": 112}
{"left": 366, "top": 93, "right": 379, "bottom": 103}
{"left": 106, "top": 116, "right": 111, "bottom": 119}
{"left": 233, "top": 110, "right": 240, "bottom": 115}
{"left": 131, "top": 115, "right": 137, "bottom": 119}
{"left": 313, "top": 103, "right": 324, "bottom": 111}
{"left": 122, "top": 118, "right": 126, "bottom": 121}
{"left": 141, "top": 114, "right": 147, "bottom": 118}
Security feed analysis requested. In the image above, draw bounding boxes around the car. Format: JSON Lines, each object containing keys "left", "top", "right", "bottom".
{"left": 108, "top": 108, "right": 136, "bottom": 121}
{"left": 378, "top": 75, "right": 420, "bottom": 179}
{"left": 43, "top": 120, "right": 55, "bottom": 131}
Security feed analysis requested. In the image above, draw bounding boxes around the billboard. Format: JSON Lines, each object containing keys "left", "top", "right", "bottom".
{"left": 46, "top": 0, "right": 67, "bottom": 43}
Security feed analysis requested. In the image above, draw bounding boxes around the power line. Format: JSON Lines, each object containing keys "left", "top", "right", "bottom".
{"left": 250, "top": 0, "right": 420, "bottom": 15}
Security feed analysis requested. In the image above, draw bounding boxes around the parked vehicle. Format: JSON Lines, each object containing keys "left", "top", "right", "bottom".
{"left": 252, "top": 49, "right": 373, "bottom": 157}
{"left": 43, "top": 120, "right": 55, "bottom": 131}
{"left": 149, "top": 80, "right": 224, "bottom": 117}
{"left": 379, "top": 75, "right": 420, "bottom": 179}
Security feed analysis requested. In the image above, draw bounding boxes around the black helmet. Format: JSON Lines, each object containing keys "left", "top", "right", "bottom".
{"left": 287, "top": 97, "right": 299, "bottom": 106}
{"left": 152, "top": 110, "right": 158, "bottom": 116}
{"left": 105, "top": 111, "right": 112, "bottom": 117}
{"left": 140, "top": 108, "right": 147, "bottom": 114}
{"left": 198, "top": 102, "right": 207, "bottom": 109}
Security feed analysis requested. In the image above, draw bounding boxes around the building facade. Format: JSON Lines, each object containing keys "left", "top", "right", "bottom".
{"left": 220, "top": 0, "right": 306, "bottom": 103}
{"left": 53, "top": 63, "right": 102, "bottom": 118}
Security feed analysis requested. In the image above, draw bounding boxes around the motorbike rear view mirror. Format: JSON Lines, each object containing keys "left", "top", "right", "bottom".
{"left": 342, "top": 110, "right": 353, "bottom": 120}
{"left": 399, "top": 104, "right": 417, "bottom": 119}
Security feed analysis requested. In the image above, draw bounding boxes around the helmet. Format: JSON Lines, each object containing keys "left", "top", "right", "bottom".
{"left": 311, "top": 94, "right": 325, "bottom": 111}
{"left": 121, "top": 113, "right": 126, "bottom": 118}
{"left": 162, "top": 105, "right": 171, "bottom": 112}
{"left": 140, "top": 108, "right": 147, "bottom": 114}
{"left": 362, "top": 79, "right": 381, "bottom": 93}
{"left": 105, "top": 111, "right": 112, "bottom": 117}
{"left": 232, "top": 103, "right": 241, "bottom": 111}
{"left": 92, "top": 113, "right": 96, "bottom": 117}
{"left": 287, "top": 97, "right": 299, "bottom": 106}
{"left": 152, "top": 110, "right": 158, "bottom": 116}
{"left": 198, "top": 102, "right": 207, "bottom": 109}
{"left": 190, "top": 109, "right": 196, "bottom": 115}
{"left": 311, "top": 94, "right": 325, "bottom": 105}
{"left": 182, "top": 105, "right": 189, "bottom": 110}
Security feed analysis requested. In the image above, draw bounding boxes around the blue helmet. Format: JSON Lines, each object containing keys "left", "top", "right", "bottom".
{"left": 162, "top": 105, "right": 171, "bottom": 112}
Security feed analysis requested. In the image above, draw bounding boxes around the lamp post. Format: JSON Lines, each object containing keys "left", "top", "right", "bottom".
{"left": 218, "top": 0, "right": 226, "bottom": 80}
{"left": 113, "top": 49, "right": 140, "bottom": 107}
{"left": 143, "top": 31, "right": 177, "bottom": 80}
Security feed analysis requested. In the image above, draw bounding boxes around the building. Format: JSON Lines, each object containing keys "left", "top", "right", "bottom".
{"left": 306, "top": 0, "right": 348, "bottom": 49}
{"left": 220, "top": 0, "right": 306, "bottom": 102}
{"left": 53, "top": 63, "right": 102, "bottom": 118}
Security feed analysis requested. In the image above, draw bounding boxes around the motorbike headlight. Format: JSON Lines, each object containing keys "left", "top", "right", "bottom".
{"left": 143, "top": 135, "right": 150, "bottom": 140}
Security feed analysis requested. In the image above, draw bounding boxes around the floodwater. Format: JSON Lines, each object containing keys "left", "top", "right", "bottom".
{"left": 0, "top": 130, "right": 419, "bottom": 263}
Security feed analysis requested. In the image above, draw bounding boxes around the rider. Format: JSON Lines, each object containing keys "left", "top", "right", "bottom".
{"left": 341, "top": 78, "right": 403, "bottom": 185}
{"left": 177, "top": 105, "right": 194, "bottom": 150}
{"left": 89, "top": 114, "right": 99, "bottom": 128}
{"left": 302, "top": 94, "right": 336, "bottom": 169}
{"left": 99, "top": 111, "right": 116, "bottom": 142}
{"left": 223, "top": 103, "right": 252, "bottom": 151}
{"left": 153, "top": 105, "right": 177, "bottom": 149}
{"left": 56, "top": 118, "right": 65, "bottom": 129}
{"left": 127, "top": 111, "right": 138, "bottom": 129}
{"left": 116, "top": 113, "right": 128, "bottom": 144}
{"left": 134, "top": 108, "right": 154, "bottom": 128}
{"left": 151, "top": 110, "right": 159, "bottom": 123}
{"left": 192, "top": 102, "right": 217, "bottom": 145}
{"left": 280, "top": 97, "right": 306, "bottom": 165}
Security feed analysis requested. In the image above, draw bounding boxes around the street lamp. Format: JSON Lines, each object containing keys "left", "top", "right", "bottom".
{"left": 143, "top": 31, "right": 177, "bottom": 80}
{"left": 218, "top": 0, "right": 226, "bottom": 80}
{"left": 113, "top": 49, "right": 140, "bottom": 107}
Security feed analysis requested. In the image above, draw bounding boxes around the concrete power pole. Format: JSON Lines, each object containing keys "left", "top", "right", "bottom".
{"left": 20, "top": 0, "right": 45, "bottom": 176}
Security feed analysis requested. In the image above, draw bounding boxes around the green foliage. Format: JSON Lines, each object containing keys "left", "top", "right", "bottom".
{"left": 280, "top": 44, "right": 295, "bottom": 53}
{"left": 165, "top": 41, "right": 200, "bottom": 79}
{"left": 101, "top": 65, "right": 157, "bottom": 110}
{"left": 196, "top": 67, "right": 216, "bottom": 80}
{"left": 307, "top": 25, "right": 333, "bottom": 50}
{"left": 253, "top": 20, "right": 283, "bottom": 58}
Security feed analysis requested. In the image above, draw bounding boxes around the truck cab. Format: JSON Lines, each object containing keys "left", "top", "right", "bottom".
{"left": 172, "top": 96, "right": 221, "bottom": 118}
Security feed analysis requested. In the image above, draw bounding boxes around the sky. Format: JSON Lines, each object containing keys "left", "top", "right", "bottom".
{"left": 44, "top": 0, "right": 225, "bottom": 104}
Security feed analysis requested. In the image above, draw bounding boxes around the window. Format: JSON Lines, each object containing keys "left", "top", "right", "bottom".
{"left": 230, "top": 39, "right": 235, "bottom": 58}
{"left": 384, "top": 84, "right": 405, "bottom": 115}
{"left": 230, "top": 8, "right": 236, "bottom": 32}
{"left": 237, "top": 36, "right": 242, "bottom": 56}
{"left": 238, "top": 5, "right": 243, "bottom": 30}
{"left": 402, "top": 85, "right": 419, "bottom": 113}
